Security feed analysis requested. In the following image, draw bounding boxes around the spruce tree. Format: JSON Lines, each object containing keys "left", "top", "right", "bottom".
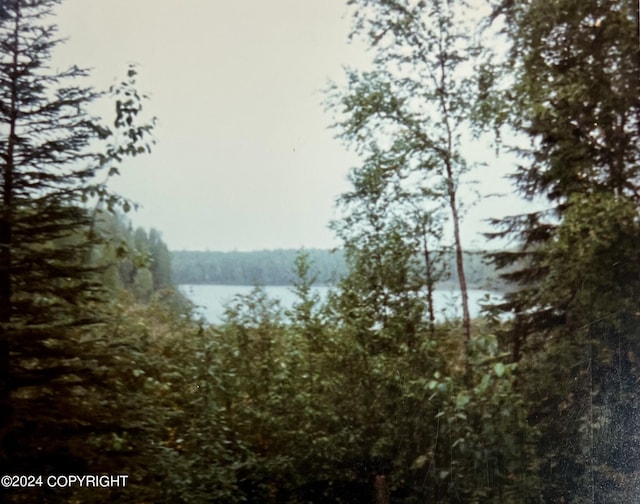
{"left": 0, "top": 0, "right": 154, "bottom": 487}
{"left": 486, "top": 0, "right": 640, "bottom": 499}
{"left": 488, "top": 0, "right": 640, "bottom": 355}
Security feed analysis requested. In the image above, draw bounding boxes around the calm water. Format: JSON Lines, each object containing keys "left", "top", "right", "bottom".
{"left": 179, "top": 284, "right": 502, "bottom": 324}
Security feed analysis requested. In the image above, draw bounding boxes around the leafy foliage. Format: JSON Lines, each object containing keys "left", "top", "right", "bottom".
{"left": 485, "top": 0, "right": 640, "bottom": 500}
{"left": 1, "top": 0, "right": 638, "bottom": 502}
{"left": 329, "top": 0, "right": 495, "bottom": 343}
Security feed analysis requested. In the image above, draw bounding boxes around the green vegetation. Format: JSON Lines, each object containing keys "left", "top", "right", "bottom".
{"left": 484, "top": 0, "right": 640, "bottom": 500}
{"left": 1, "top": 0, "right": 638, "bottom": 503}
{"left": 171, "top": 248, "right": 504, "bottom": 288}
{"left": 171, "top": 248, "right": 346, "bottom": 286}
{"left": 0, "top": 0, "right": 156, "bottom": 500}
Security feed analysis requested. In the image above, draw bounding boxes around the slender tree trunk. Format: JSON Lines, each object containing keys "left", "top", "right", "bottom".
{"left": 445, "top": 165, "right": 473, "bottom": 385}
{"left": 0, "top": 5, "right": 20, "bottom": 467}
{"left": 446, "top": 177, "right": 471, "bottom": 342}
{"left": 420, "top": 220, "right": 437, "bottom": 339}
{"left": 0, "top": 214, "right": 11, "bottom": 466}
{"left": 435, "top": 30, "right": 471, "bottom": 344}
{"left": 440, "top": 116, "right": 471, "bottom": 344}
{"left": 373, "top": 474, "right": 389, "bottom": 504}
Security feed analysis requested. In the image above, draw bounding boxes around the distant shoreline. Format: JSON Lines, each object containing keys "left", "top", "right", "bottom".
{"left": 177, "top": 281, "right": 506, "bottom": 293}
{"left": 171, "top": 248, "right": 509, "bottom": 291}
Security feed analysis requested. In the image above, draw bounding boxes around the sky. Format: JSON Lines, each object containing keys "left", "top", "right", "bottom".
{"left": 51, "top": 0, "right": 525, "bottom": 252}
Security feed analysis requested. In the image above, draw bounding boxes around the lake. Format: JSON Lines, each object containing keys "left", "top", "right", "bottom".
{"left": 179, "top": 284, "right": 503, "bottom": 324}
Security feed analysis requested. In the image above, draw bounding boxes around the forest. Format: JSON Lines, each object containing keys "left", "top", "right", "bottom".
{"left": 0, "top": 0, "right": 639, "bottom": 503}
{"left": 170, "top": 248, "right": 504, "bottom": 288}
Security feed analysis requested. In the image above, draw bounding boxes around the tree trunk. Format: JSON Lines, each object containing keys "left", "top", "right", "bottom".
{"left": 373, "top": 474, "right": 389, "bottom": 504}
{"left": 434, "top": 30, "right": 472, "bottom": 346}
{"left": 421, "top": 220, "right": 437, "bottom": 339}
{"left": 0, "top": 5, "right": 20, "bottom": 462}
{"left": 448, "top": 185, "right": 471, "bottom": 342}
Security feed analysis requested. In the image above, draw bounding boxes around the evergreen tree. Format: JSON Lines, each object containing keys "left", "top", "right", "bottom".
{"left": 0, "top": 0, "right": 154, "bottom": 489}
{"left": 488, "top": 0, "right": 640, "bottom": 354}
{"left": 148, "top": 228, "right": 172, "bottom": 290}
{"left": 486, "top": 0, "right": 640, "bottom": 499}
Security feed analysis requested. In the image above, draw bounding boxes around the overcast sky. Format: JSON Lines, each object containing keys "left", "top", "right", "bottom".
{"left": 51, "top": 0, "right": 525, "bottom": 252}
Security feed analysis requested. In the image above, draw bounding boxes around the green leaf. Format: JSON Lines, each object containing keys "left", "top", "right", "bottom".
{"left": 456, "top": 391, "right": 470, "bottom": 409}
{"left": 494, "top": 362, "right": 505, "bottom": 378}
{"left": 475, "top": 373, "right": 491, "bottom": 394}
{"left": 411, "top": 455, "right": 428, "bottom": 470}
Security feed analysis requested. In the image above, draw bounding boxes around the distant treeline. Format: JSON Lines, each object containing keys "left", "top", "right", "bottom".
{"left": 171, "top": 249, "right": 345, "bottom": 285}
{"left": 171, "top": 248, "right": 506, "bottom": 288}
